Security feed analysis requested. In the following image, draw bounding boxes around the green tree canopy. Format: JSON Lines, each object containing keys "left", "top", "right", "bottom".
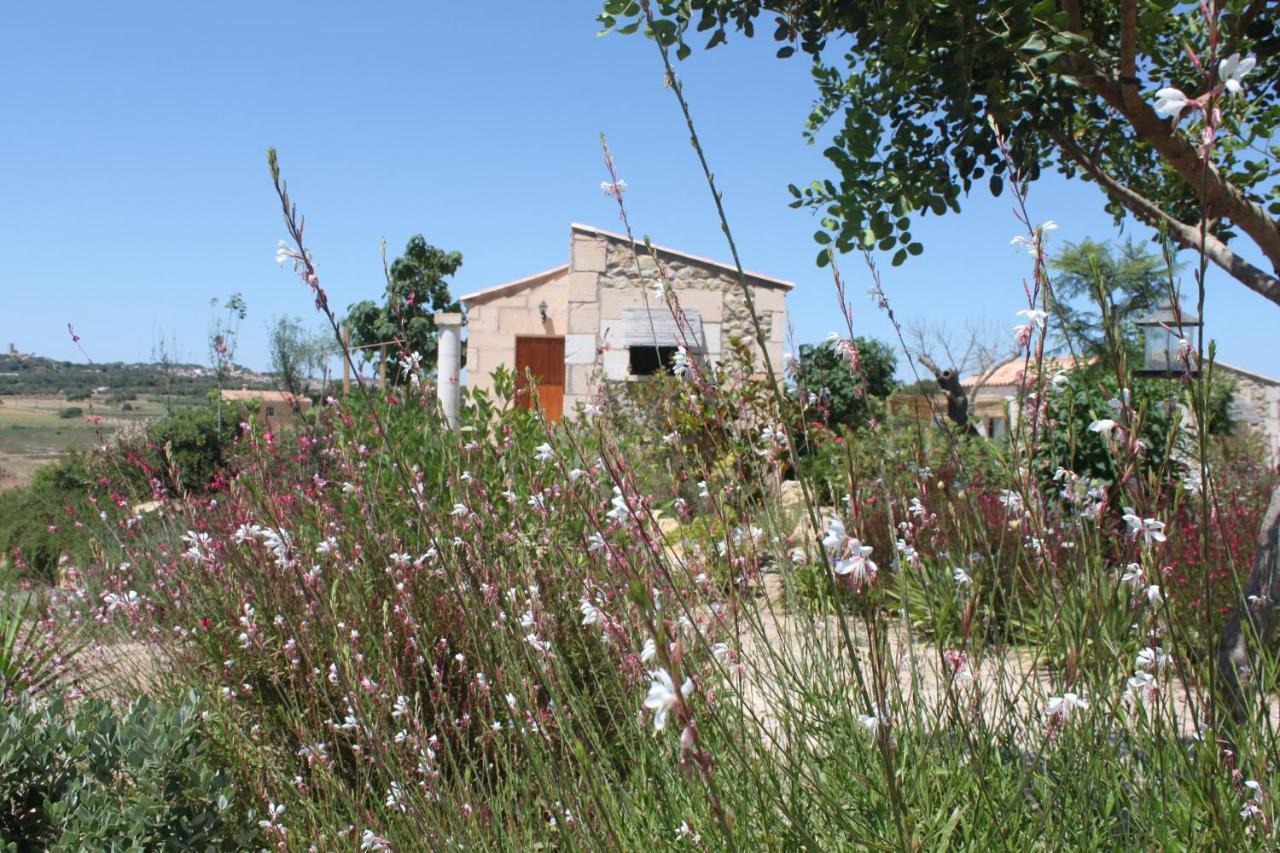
{"left": 269, "top": 316, "right": 326, "bottom": 400}
{"left": 1049, "top": 237, "right": 1174, "bottom": 354}
{"left": 345, "top": 235, "right": 462, "bottom": 386}
{"left": 791, "top": 336, "right": 897, "bottom": 430}
{"left": 601, "top": 1, "right": 1280, "bottom": 305}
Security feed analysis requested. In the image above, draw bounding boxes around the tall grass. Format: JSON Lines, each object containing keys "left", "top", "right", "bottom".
{"left": 27, "top": 6, "right": 1280, "bottom": 849}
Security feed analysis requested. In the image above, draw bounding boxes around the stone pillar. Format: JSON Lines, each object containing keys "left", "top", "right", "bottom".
{"left": 435, "top": 313, "right": 463, "bottom": 429}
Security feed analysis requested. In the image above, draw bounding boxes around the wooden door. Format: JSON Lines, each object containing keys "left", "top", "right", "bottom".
{"left": 514, "top": 336, "right": 566, "bottom": 421}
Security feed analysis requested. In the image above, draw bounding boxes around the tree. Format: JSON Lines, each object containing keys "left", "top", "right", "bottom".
{"left": 208, "top": 293, "right": 246, "bottom": 428}
{"left": 791, "top": 337, "right": 897, "bottom": 431}
{"left": 345, "top": 235, "right": 462, "bottom": 386}
{"left": 1049, "top": 238, "right": 1172, "bottom": 353}
{"left": 601, "top": 1, "right": 1280, "bottom": 305}
{"left": 600, "top": 0, "right": 1280, "bottom": 719}
{"left": 906, "top": 319, "right": 1010, "bottom": 431}
{"left": 268, "top": 316, "right": 326, "bottom": 402}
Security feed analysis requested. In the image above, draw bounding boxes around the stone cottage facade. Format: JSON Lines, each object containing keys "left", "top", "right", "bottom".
{"left": 461, "top": 223, "right": 792, "bottom": 419}
{"left": 1218, "top": 362, "right": 1280, "bottom": 463}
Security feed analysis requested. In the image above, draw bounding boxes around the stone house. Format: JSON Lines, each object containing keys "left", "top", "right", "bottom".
{"left": 460, "top": 223, "right": 792, "bottom": 420}
{"left": 219, "top": 389, "right": 312, "bottom": 431}
{"left": 1217, "top": 362, "right": 1280, "bottom": 463}
{"left": 956, "top": 357, "right": 1279, "bottom": 460}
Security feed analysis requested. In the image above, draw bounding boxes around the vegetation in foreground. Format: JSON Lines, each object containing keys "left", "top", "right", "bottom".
{"left": 3, "top": 2, "right": 1280, "bottom": 848}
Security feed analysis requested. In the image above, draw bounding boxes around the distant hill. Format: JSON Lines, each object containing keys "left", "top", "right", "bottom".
{"left": 0, "top": 353, "right": 276, "bottom": 402}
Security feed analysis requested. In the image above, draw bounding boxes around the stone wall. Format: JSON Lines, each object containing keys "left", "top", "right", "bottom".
{"left": 463, "top": 226, "right": 790, "bottom": 418}
{"left": 1221, "top": 365, "right": 1280, "bottom": 463}
{"left": 464, "top": 268, "right": 570, "bottom": 397}
{"left": 595, "top": 236, "right": 787, "bottom": 376}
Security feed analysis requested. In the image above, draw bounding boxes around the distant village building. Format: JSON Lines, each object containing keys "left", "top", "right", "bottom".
{"left": 220, "top": 389, "right": 312, "bottom": 431}
{"left": 460, "top": 223, "right": 792, "bottom": 420}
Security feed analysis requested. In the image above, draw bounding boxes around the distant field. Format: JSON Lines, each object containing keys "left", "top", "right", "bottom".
{"left": 0, "top": 395, "right": 173, "bottom": 491}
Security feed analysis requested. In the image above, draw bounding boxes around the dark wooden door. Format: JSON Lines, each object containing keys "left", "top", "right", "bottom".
{"left": 514, "top": 336, "right": 566, "bottom": 421}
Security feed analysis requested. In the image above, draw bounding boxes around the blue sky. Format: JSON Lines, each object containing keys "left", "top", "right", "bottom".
{"left": 1, "top": 1, "right": 1275, "bottom": 379}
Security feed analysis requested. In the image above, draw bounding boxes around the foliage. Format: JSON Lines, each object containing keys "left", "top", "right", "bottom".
{"left": 790, "top": 336, "right": 897, "bottom": 431}
{"left": 1049, "top": 238, "right": 1176, "bottom": 353}
{"left": 0, "top": 399, "right": 254, "bottom": 582}
{"left": 55, "top": 407, "right": 82, "bottom": 420}
{"left": 268, "top": 315, "right": 326, "bottom": 399}
{"left": 0, "top": 595, "right": 83, "bottom": 700}
{"left": 0, "top": 353, "right": 271, "bottom": 401}
{"left": 1038, "top": 359, "right": 1234, "bottom": 488}
{"left": 603, "top": 1, "right": 1280, "bottom": 300}
{"left": 344, "top": 235, "right": 462, "bottom": 385}
{"left": 0, "top": 692, "right": 255, "bottom": 850}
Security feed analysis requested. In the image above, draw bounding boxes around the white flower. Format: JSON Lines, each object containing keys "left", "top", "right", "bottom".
{"left": 908, "top": 497, "right": 926, "bottom": 518}
{"left": 857, "top": 713, "right": 880, "bottom": 734}
{"left": 697, "top": 481, "right": 709, "bottom": 499}
{"left": 1044, "top": 692, "right": 1088, "bottom": 719}
{"left": 711, "top": 642, "right": 730, "bottom": 662}
{"left": 579, "top": 597, "right": 603, "bottom": 627}
{"left": 1120, "top": 562, "right": 1145, "bottom": 588}
{"left": 1154, "top": 87, "right": 1190, "bottom": 120}
{"left": 952, "top": 567, "right": 972, "bottom": 585}
{"left": 1126, "top": 670, "right": 1158, "bottom": 700}
{"left": 1016, "top": 308, "right": 1049, "bottom": 329}
{"left": 643, "top": 669, "right": 680, "bottom": 731}
{"left": 568, "top": 467, "right": 585, "bottom": 482}
{"left": 533, "top": 443, "right": 554, "bottom": 462}
{"left": 641, "top": 638, "right": 657, "bottom": 663}
{"left": 834, "top": 539, "right": 877, "bottom": 588}
{"left": 587, "top": 532, "right": 605, "bottom": 553}
{"left": 360, "top": 830, "right": 392, "bottom": 851}
{"left": 1050, "top": 371, "right": 1070, "bottom": 391}
{"left": 275, "top": 240, "right": 293, "bottom": 268}
{"left": 1010, "top": 221, "right": 1058, "bottom": 254}
{"left": 600, "top": 179, "right": 627, "bottom": 199}
{"left": 1219, "top": 53, "right": 1256, "bottom": 95}
{"left": 1136, "top": 647, "right": 1168, "bottom": 671}
{"left": 1145, "top": 585, "right": 1164, "bottom": 607}
{"left": 1088, "top": 418, "right": 1118, "bottom": 436}
{"left": 822, "top": 516, "right": 847, "bottom": 551}
{"left": 998, "top": 490, "right": 1023, "bottom": 514}
{"left": 451, "top": 503, "right": 467, "bottom": 517}
{"left": 672, "top": 346, "right": 691, "bottom": 377}
{"left": 1122, "top": 507, "right": 1167, "bottom": 546}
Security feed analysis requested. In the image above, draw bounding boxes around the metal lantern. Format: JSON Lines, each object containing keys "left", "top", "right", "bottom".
{"left": 1134, "top": 298, "right": 1200, "bottom": 378}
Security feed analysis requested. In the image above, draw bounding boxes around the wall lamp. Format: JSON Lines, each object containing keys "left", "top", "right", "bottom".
{"left": 538, "top": 299, "right": 548, "bottom": 322}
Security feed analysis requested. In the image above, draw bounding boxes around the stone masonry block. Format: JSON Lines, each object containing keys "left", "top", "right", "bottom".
{"left": 567, "top": 302, "right": 600, "bottom": 334}
{"left": 602, "top": 349, "right": 630, "bottom": 380}
{"left": 572, "top": 235, "right": 607, "bottom": 273}
{"left": 565, "top": 333, "right": 596, "bottom": 366}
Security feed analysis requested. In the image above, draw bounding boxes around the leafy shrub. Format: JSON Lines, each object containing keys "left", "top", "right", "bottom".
{"left": 55, "top": 407, "right": 82, "bottom": 420}
{"left": 0, "top": 692, "right": 255, "bottom": 849}
{"left": 790, "top": 336, "right": 897, "bottom": 433}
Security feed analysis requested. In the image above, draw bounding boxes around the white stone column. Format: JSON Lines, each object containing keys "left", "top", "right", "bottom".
{"left": 435, "top": 312, "right": 463, "bottom": 429}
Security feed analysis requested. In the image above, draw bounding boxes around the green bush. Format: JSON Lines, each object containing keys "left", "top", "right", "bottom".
{"left": 0, "top": 692, "right": 255, "bottom": 849}
{"left": 55, "top": 408, "right": 82, "bottom": 420}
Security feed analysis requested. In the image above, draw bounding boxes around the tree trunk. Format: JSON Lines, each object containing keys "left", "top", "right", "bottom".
{"left": 916, "top": 354, "right": 976, "bottom": 434}
{"left": 1216, "top": 482, "right": 1280, "bottom": 722}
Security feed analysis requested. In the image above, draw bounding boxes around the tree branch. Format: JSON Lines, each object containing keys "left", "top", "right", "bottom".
{"left": 1049, "top": 128, "right": 1280, "bottom": 306}
{"left": 1057, "top": 33, "right": 1280, "bottom": 284}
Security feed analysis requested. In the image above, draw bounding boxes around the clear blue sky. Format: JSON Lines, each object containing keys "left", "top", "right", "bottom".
{"left": 1, "top": 1, "right": 1275, "bottom": 380}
